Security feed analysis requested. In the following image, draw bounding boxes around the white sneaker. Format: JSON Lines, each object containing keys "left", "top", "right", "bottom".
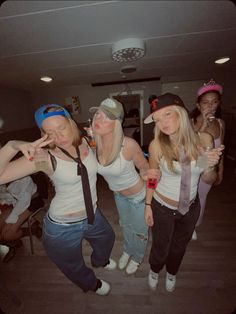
{"left": 165, "top": 272, "right": 176, "bottom": 292}
{"left": 125, "top": 259, "right": 140, "bottom": 275}
{"left": 104, "top": 258, "right": 117, "bottom": 270}
{"left": 148, "top": 270, "right": 159, "bottom": 290}
{"left": 118, "top": 252, "right": 130, "bottom": 270}
{"left": 191, "top": 230, "right": 197, "bottom": 241}
{"left": 95, "top": 280, "right": 111, "bottom": 296}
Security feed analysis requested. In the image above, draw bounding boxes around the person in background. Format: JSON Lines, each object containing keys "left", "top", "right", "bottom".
{"left": 190, "top": 79, "right": 225, "bottom": 240}
{"left": 0, "top": 176, "right": 43, "bottom": 262}
{"left": 142, "top": 95, "right": 158, "bottom": 157}
{"left": 90, "top": 98, "right": 159, "bottom": 275}
{"left": 0, "top": 104, "right": 116, "bottom": 296}
{"left": 148, "top": 95, "right": 158, "bottom": 106}
{"left": 144, "top": 93, "right": 223, "bottom": 292}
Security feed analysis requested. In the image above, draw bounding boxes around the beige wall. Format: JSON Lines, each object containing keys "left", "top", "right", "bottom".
{"left": 30, "top": 80, "right": 161, "bottom": 124}
{"left": 0, "top": 76, "right": 235, "bottom": 140}
{"left": 0, "top": 87, "right": 35, "bottom": 132}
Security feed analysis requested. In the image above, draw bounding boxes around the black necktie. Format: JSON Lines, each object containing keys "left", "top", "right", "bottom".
{"left": 58, "top": 146, "right": 95, "bottom": 225}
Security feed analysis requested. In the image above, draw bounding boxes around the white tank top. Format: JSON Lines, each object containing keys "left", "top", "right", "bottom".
{"left": 154, "top": 158, "right": 203, "bottom": 208}
{"left": 97, "top": 151, "right": 140, "bottom": 192}
{"left": 48, "top": 147, "right": 98, "bottom": 223}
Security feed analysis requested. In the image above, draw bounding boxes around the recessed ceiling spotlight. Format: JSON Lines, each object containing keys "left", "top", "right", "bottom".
{"left": 40, "top": 76, "right": 53, "bottom": 82}
{"left": 215, "top": 57, "right": 230, "bottom": 64}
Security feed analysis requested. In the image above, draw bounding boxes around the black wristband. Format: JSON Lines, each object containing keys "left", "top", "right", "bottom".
{"left": 145, "top": 203, "right": 151, "bottom": 206}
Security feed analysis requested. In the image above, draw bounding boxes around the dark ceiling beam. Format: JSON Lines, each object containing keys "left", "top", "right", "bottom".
{"left": 91, "top": 77, "right": 160, "bottom": 87}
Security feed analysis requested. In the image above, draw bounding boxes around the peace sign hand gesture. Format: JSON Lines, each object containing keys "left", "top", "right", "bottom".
{"left": 11, "top": 135, "right": 53, "bottom": 161}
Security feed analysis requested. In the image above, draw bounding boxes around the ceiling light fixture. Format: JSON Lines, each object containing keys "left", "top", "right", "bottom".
{"left": 40, "top": 76, "right": 53, "bottom": 82}
{"left": 112, "top": 38, "right": 145, "bottom": 63}
{"left": 215, "top": 57, "right": 230, "bottom": 64}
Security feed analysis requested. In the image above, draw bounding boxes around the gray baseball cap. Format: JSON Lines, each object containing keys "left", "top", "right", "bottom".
{"left": 89, "top": 98, "right": 124, "bottom": 122}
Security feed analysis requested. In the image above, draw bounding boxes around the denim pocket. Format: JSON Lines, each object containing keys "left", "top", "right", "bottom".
{"left": 43, "top": 217, "right": 66, "bottom": 239}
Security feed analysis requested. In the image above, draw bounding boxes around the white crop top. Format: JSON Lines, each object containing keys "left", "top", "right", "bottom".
{"left": 97, "top": 151, "right": 140, "bottom": 192}
{"left": 48, "top": 147, "right": 98, "bottom": 223}
{"left": 154, "top": 157, "right": 203, "bottom": 206}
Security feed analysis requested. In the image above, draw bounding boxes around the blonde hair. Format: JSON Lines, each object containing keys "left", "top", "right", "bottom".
{"left": 41, "top": 106, "right": 82, "bottom": 149}
{"left": 154, "top": 106, "right": 200, "bottom": 172}
{"left": 93, "top": 119, "right": 124, "bottom": 166}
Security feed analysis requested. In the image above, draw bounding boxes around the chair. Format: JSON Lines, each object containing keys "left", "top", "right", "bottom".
{"left": 27, "top": 173, "right": 49, "bottom": 254}
{"left": 0, "top": 173, "right": 49, "bottom": 260}
{"left": 27, "top": 195, "right": 46, "bottom": 255}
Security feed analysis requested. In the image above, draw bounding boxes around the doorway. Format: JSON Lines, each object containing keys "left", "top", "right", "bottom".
{"left": 110, "top": 90, "right": 144, "bottom": 146}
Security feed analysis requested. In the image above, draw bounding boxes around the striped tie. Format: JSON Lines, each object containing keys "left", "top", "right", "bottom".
{"left": 178, "top": 149, "right": 191, "bottom": 215}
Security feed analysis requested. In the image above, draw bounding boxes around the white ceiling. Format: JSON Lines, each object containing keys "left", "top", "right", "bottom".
{"left": 0, "top": 0, "right": 236, "bottom": 92}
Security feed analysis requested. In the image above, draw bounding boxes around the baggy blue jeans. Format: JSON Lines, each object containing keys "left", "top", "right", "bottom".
{"left": 114, "top": 187, "right": 148, "bottom": 263}
{"left": 42, "top": 208, "right": 115, "bottom": 292}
